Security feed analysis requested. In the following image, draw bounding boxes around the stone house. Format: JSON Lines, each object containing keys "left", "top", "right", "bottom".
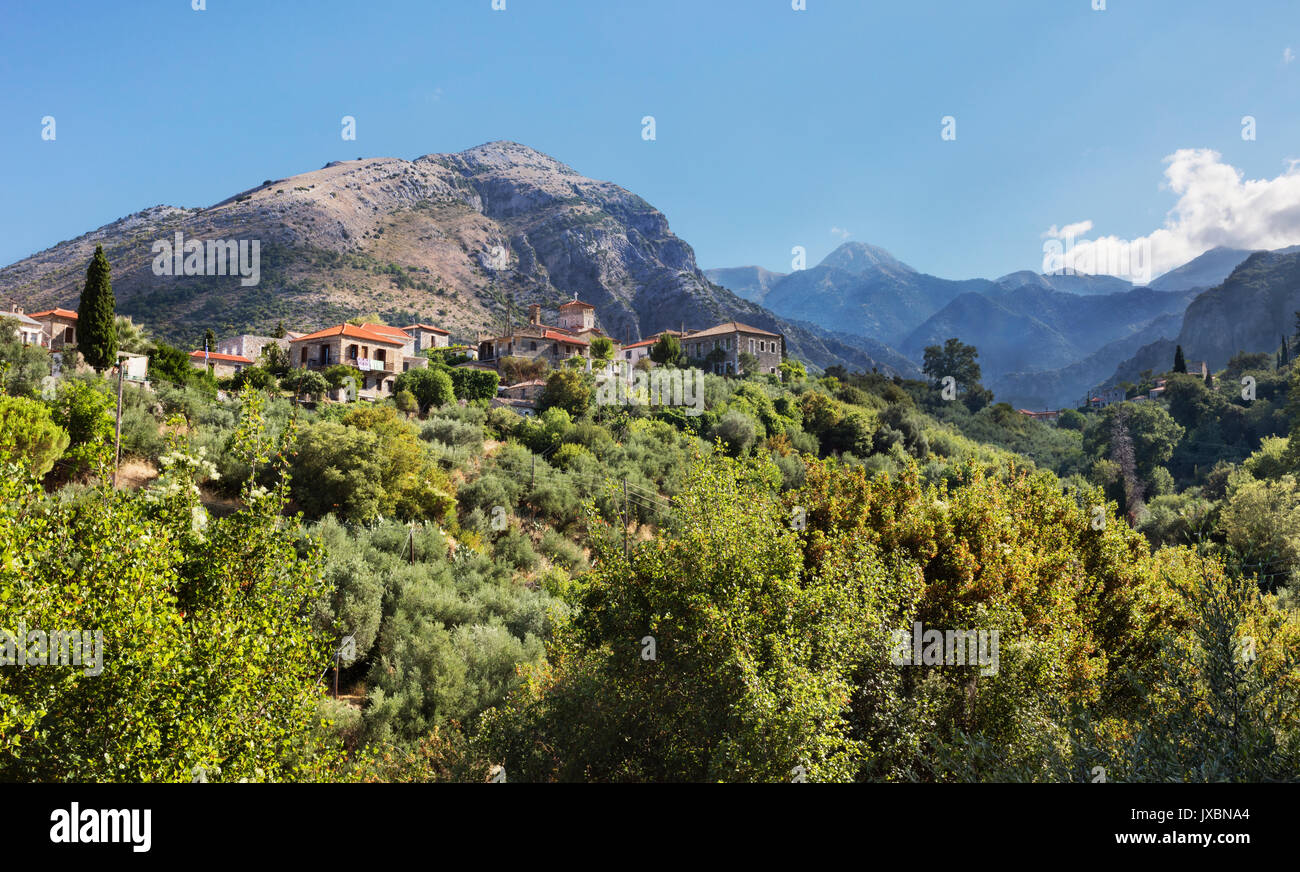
{"left": 499, "top": 378, "right": 547, "bottom": 402}
{"left": 681, "top": 322, "right": 784, "bottom": 376}
{"left": 403, "top": 323, "right": 451, "bottom": 353}
{"left": 28, "top": 308, "right": 78, "bottom": 349}
{"left": 217, "top": 334, "right": 289, "bottom": 362}
{"left": 189, "top": 350, "right": 254, "bottom": 378}
{"left": 288, "top": 324, "right": 413, "bottom": 399}
{"left": 476, "top": 298, "right": 615, "bottom": 368}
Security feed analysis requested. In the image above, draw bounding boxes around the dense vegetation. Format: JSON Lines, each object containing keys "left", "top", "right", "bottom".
{"left": 2, "top": 309, "right": 1298, "bottom": 782}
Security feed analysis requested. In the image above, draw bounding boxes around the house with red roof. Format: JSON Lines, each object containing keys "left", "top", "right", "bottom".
{"left": 24, "top": 308, "right": 78, "bottom": 349}
{"left": 476, "top": 299, "right": 605, "bottom": 366}
{"left": 287, "top": 322, "right": 433, "bottom": 400}
{"left": 189, "top": 349, "right": 254, "bottom": 378}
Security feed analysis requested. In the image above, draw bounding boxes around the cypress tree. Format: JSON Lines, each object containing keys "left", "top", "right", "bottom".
{"left": 1282, "top": 336, "right": 1290, "bottom": 366}
{"left": 1173, "top": 344, "right": 1187, "bottom": 374}
{"left": 77, "top": 245, "right": 117, "bottom": 372}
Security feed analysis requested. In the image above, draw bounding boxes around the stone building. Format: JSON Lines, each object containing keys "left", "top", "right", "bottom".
{"left": 681, "top": 322, "right": 784, "bottom": 376}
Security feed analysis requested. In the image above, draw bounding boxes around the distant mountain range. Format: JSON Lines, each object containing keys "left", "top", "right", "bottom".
{"left": 708, "top": 242, "right": 1265, "bottom": 407}
{"left": 0, "top": 142, "right": 911, "bottom": 377}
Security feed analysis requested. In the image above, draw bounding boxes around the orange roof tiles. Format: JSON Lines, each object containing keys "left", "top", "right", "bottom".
{"left": 291, "top": 324, "right": 407, "bottom": 345}
{"left": 190, "top": 350, "right": 253, "bottom": 364}
{"left": 28, "top": 308, "right": 78, "bottom": 320}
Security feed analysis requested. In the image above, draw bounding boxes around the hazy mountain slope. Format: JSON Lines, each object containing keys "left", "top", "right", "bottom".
{"left": 992, "top": 312, "right": 1185, "bottom": 409}
{"left": 901, "top": 292, "right": 1075, "bottom": 377}
{"left": 703, "top": 265, "right": 786, "bottom": 305}
{"left": 994, "top": 270, "right": 1133, "bottom": 296}
{"left": 1147, "top": 246, "right": 1255, "bottom": 292}
{"left": 757, "top": 243, "right": 995, "bottom": 343}
{"left": 0, "top": 142, "right": 907, "bottom": 374}
{"left": 902, "top": 284, "right": 1196, "bottom": 380}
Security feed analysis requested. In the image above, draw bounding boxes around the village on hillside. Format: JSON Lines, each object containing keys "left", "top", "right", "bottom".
{"left": 3, "top": 297, "right": 787, "bottom": 416}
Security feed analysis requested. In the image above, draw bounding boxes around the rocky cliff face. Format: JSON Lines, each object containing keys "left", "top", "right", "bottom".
{"left": 1110, "top": 249, "right": 1300, "bottom": 385}
{"left": 0, "top": 141, "right": 904, "bottom": 374}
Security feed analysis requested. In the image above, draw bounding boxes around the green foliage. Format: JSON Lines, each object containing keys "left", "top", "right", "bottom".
{"left": 922, "top": 338, "right": 983, "bottom": 397}
{"left": 0, "top": 400, "right": 345, "bottom": 781}
{"left": 49, "top": 378, "right": 116, "bottom": 477}
{"left": 0, "top": 322, "right": 52, "bottom": 397}
{"left": 289, "top": 369, "right": 330, "bottom": 401}
{"left": 0, "top": 396, "right": 69, "bottom": 477}
{"left": 589, "top": 336, "right": 614, "bottom": 362}
{"left": 231, "top": 365, "right": 277, "bottom": 392}
{"left": 648, "top": 333, "right": 686, "bottom": 367}
{"left": 481, "top": 451, "right": 876, "bottom": 781}
{"left": 290, "top": 405, "right": 454, "bottom": 523}
{"left": 449, "top": 366, "right": 499, "bottom": 402}
{"left": 76, "top": 245, "right": 118, "bottom": 371}
{"left": 149, "top": 342, "right": 216, "bottom": 395}
{"left": 537, "top": 369, "right": 592, "bottom": 418}
{"left": 394, "top": 367, "right": 454, "bottom": 414}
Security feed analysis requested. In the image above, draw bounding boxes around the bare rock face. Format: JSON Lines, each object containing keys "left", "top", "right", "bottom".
{"left": 0, "top": 141, "right": 909, "bottom": 374}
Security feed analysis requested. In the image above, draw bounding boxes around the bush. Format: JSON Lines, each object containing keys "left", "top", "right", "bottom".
{"left": 0, "top": 395, "right": 69, "bottom": 476}
{"left": 712, "top": 410, "right": 757, "bottom": 456}
{"left": 395, "top": 368, "right": 454, "bottom": 414}
{"left": 536, "top": 370, "right": 592, "bottom": 418}
{"left": 421, "top": 416, "right": 483, "bottom": 449}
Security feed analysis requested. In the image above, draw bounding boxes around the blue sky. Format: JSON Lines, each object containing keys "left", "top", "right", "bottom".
{"left": 3, "top": 0, "right": 1299, "bottom": 280}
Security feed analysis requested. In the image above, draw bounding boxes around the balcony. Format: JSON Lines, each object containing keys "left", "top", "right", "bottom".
{"left": 347, "top": 357, "right": 395, "bottom": 373}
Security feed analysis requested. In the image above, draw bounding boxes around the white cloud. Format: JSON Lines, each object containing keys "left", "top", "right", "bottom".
{"left": 1042, "top": 220, "right": 1093, "bottom": 240}
{"left": 1043, "top": 149, "right": 1300, "bottom": 281}
{"left": 830, "top": 226, "right": 851, "bottom": 240}
{"left": 1284, "top": 46, "right": 1295, "bottom": 64}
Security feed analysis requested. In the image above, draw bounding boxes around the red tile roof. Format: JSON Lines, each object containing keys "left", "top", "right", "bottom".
{"left": 189, "top": 350, "right": 253, "bottom": 364}
{"left": 362, "top": 323, "right": 413, "bottom": 341}
{"left": 290, "top": 324, "right": 407, "bottom": 345}
{"left": 559, "top": 300, "right": 595, "bottom": 310}
{"left": 543, "top": 330, "right": 588, "bottom": 346}
{"left": 28, "top": 308, "right": 78, "bottom": 320}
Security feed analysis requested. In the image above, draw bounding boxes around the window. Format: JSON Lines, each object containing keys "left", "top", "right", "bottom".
{"left": 530, "top": 341, "right": 537, "bottom": 351}
{"left": 749, "top": 338, "right": 755, "bottom": 353}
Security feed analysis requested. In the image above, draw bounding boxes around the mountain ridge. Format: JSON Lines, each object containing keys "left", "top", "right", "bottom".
{"left": 0, "top": 142, "right": 910, "bottom": 376}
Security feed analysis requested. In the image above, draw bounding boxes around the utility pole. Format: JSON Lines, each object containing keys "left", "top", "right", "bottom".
{"left": 531, "top": 453, "right": 536, "bottom": 490}
{"left": 408, "top": 522, "right": 416, "bottom": 565}
{"left": 112, "top": 354, "right": 125, "bottom": 488}
{"left": 623, "top": 477, "right": 629, "bottom": 560}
